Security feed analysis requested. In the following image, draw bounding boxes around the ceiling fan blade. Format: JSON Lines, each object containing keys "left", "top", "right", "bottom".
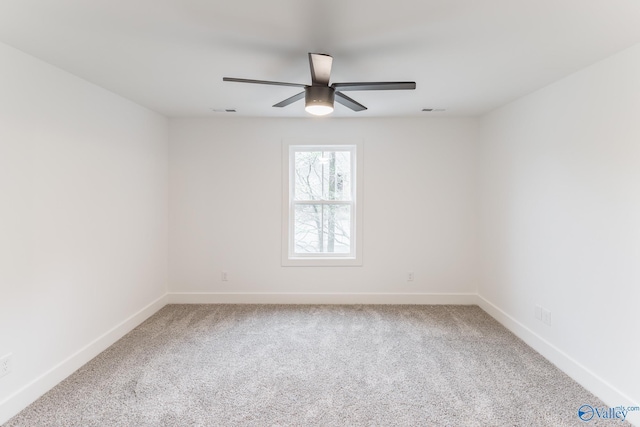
{"left": 223, "top": 77, "right": 306, "bottom": 88}
{"left": 273, "top": 91, "right": 306, "bottom": 108}
{"left": 309, "top": 53, "right": 333, "bottom": 86}
{"left": 335, "top": 92, "right": 367, "bottom": 112}
{"left": 331, "top": 82, "right": 416, "bottom": 91}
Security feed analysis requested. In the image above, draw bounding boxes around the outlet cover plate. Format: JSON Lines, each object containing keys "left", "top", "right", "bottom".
{"left": 0, "top": 354, "right": 12, "bottom": 378}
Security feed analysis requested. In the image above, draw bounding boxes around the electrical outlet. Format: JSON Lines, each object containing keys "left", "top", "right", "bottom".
{"left": 221, "top": 271, "right": 228, "bottom": 282}
{"left": 535, "top": 305, "right": 552, "bottom": 326}
{"left": 407, "top": 272, "right": 414, "bottom": 281}
{"left": 542, "top": 309, "right": 552, "bottom": 326}
{"left": 535, "top": 305, "right": 542, "bottom": 321}
{"left": 0, "top": 354, "right": 12, "bottom": 378}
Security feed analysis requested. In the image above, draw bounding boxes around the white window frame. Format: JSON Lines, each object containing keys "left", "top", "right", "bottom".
{"left": 282, "top": 139, "right": 363, "bottom": 267}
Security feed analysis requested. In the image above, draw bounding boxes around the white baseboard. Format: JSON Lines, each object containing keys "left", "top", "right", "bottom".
{"left": 168, "top": 292, "right": 478, "bottom": 305}
{"left": 0, "top": 294, "right": 168, "bottom": 425}
{"left": 477, "top": 294, "right": 639, "bottom": 426}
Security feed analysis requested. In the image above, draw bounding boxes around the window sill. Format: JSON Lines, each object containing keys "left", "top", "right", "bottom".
{"left": 282, "top": 256, "right": 363, "bottom": 267}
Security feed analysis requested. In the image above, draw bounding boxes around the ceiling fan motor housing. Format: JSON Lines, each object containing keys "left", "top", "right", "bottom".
{"left": 306, "top": 85, "right": 335, "bottom": 109}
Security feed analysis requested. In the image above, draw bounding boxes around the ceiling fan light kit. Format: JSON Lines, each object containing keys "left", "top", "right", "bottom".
{"left": 223, "top": 53, "right": 416, "bottom": 116}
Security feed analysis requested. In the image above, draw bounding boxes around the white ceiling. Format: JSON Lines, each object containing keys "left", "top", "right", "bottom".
{"left": 1, "top": 0, "right": 640, "bottom": 118}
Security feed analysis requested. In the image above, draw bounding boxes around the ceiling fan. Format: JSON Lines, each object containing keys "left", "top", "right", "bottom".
{"left": 223, "top": 53, "right": 416, "bottom": 116}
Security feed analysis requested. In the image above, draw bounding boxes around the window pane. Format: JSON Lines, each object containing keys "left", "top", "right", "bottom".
{"left": 293, "top": 204, "right": 322, "bottom": 253}
{"left": 294, "top": 151, "right": 322, "bottom": 200}
{"left": 293, "top": 204, "right": 351, "bottom": 254}
{"left": 294, "top": 150, "right": 352, "bottom": 201}
{"left": 322, "top": 204, "right": 351, "bottom": 253}
{"left": 323, "top": 151, "right": 352, "bottom": 201}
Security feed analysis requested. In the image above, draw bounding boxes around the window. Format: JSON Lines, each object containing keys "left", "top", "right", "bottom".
{"left": 282, "top": 140, "right": 363, "bottom": 266}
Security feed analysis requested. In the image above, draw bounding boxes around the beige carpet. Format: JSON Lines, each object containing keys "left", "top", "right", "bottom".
{"left": 4, "top": 305, "right": 625, "bottom": 426}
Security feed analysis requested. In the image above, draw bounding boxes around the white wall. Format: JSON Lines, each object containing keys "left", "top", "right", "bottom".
{"left": 478, "top": 43, "right": 640, "bottom": 417}
{"left": 0, "top": 42, "right": 169, "bottom": 423}
{"left": 169, "top": 117, "right": 479, "bottom": 301}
